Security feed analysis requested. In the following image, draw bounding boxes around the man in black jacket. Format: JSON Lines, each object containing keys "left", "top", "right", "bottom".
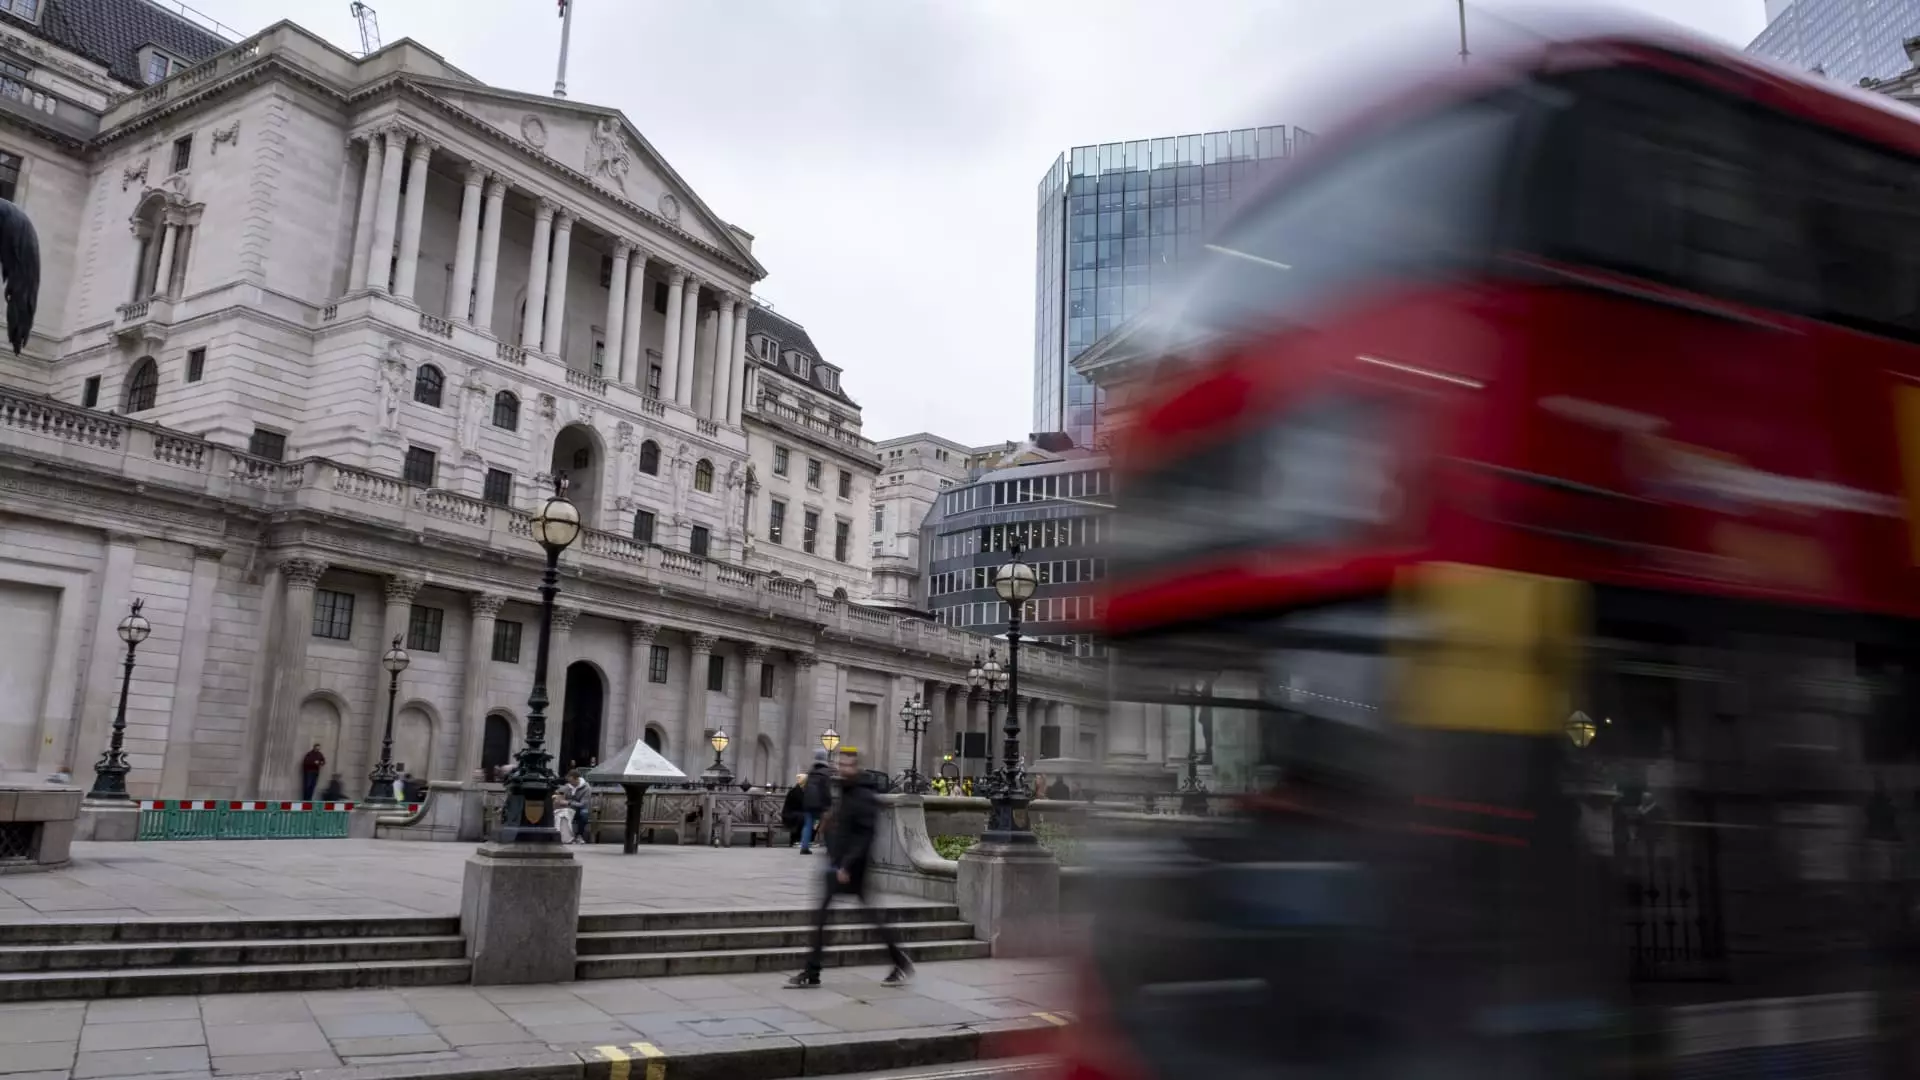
{"left": 799, "top": 749, "right": 833, "bottom": 854}
{"left": 786, "top": 747, "right": 914, "bottom": 988}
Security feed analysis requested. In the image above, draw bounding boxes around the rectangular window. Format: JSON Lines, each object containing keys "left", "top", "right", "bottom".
{"left": 834, "top": 520, "right": 850, "bottom": 562}
{"left": 759, "top": 663, "right": 776, "bottom": 698}
{"left": 806, "top": 458, "right": 822, "bottom": 487}
{"left": 311, "top": 588, "right": 353, "bottom": 640}
{"left": 838, "top": 470, "right": 852, "bottom": 498}
{"left": 646, "top": 359, "right": 662, "bottom": 399}
{"left": 247, "top": 428, "right": 286, "bottom": 461}
{"left": 483, "top": 468, "right": 513, "bottom": 506}
{"left": 0, "top": 2, "right": 39, "bottom": 24}
{"left": 406, "top": 604, "right": 444, "bottom": 652}
{"left": 599, "top": 254, "right": 613, "bottom": 288}
{"left": 185, "top": 347, "right": 205, "bottom": 382}
{"left": 491, "top": 619, "right": 522, "bottom": 663}
{"left": 689, "top": 524, "right": 710, "bottom": 557}
{"left": 591, "top": 332, "right": 606, "bottom": 377}
{"left": 403, "top": 445, "right": 436, "bottom": 486}
{"left": 768, "top": 498, "right": 786, "bottom": 544}
{"left": 633, "top": 508, "right": 655, "bottom": 543}
{"left": 146, "top": 51, "right": 172, "bottom": 85}
{"left": 652, "top": 280, "right": 669, "bottom": 314}
{"left": 873, "top": 508, "right": 884, "bottom": 533}
{"left": 648, "top": 643, "right": 669, "bottom": 683}
{"left": 170, "top": 134, "right": 191, "bottom": 173}
{"left": 773, "top": 446, "right": 789, "bottom": 476}
{"left": 706, "top": 653, "right": 725, "bottom": 692}
{"left": 81, "top": 375, "right": 99, "bottom": 408}
{"left": 802, "top": 510, "right": 819, "bottom": 554}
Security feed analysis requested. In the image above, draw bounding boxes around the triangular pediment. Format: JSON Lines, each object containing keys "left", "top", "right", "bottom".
{"left": 412, "top": 80, "right": 760, "bottom": 273}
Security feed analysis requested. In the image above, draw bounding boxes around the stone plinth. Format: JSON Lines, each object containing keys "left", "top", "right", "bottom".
{"left": 956, "top": 839, "right": 1060, "bottom": 957}
{"left": 74, "top": 798, "right": 139, "bottom": 842}
{"left": 871, "top": 795, "right": 959, "bottom": 902}
{"left": 460, "top": 840, "right": 581, "bottom": 985}
{"left": 0, "top": 787, "right": 83, "bottom": 873}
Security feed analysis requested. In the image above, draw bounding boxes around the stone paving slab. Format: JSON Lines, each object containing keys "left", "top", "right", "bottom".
{"left": 0, "top": 841, "right": 935, "bottom": 923}
{"left": 0, "top": 958, "right": 1071, "bottom": 1079}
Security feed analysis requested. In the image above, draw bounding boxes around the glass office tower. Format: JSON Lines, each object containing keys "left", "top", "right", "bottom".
{"left": 1032, "top": 126, "right": 1310, "bottom": 449}
{"left": 1748, "top": 0, "right": 1920, "bottom": 87}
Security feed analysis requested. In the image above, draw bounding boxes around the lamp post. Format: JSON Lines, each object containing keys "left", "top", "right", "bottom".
{"left": 367, "top": 635, "right": 411, "bottom": 803}
{"left": 981, "top": 540, "right": 1037, "bottom": 843}
{"left": 88, "top": 598, "right": 151, "bottom": 799}
{"left": 702, "top": 729, "right": 733, "bottom": 789}
{"left": 1179, "top": 678, "right": 1210, "bottom": 814}
{"left": 498, "top": 474, "right": 581, "bottom": 844}
{"left": 898, "top": 694, "right": 931, "bottom": 794}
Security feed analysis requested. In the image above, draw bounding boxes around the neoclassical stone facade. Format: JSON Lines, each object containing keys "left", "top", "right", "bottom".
{"left": 0, "top": 17, "right": 1107, "bottom": 799}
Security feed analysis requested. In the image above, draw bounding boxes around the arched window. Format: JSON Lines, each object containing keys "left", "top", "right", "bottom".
{"left": 693, "top": 458, "right": 714, "bottom": 493}
{"left": 414, "top": 364, "right": 444, "bottom": 407}
{"left": 491, "top": 391, "right": 519, "bottom": 431}
{"left": 639, "top": 439, "right": 660, "bottom": 475}
{"left": 124, "top": 357, "right": 159, "bottom": 413}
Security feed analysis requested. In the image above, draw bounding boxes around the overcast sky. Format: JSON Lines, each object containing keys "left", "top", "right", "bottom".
{"left": 185, "top": 0, "right": 1767, "bottom": 446}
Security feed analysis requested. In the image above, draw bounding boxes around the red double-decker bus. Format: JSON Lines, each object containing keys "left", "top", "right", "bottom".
{"left": 1062, "top": 10, "right": 1920, "bottom": 1080}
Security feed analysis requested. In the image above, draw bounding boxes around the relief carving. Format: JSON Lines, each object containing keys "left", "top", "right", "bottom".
{"left": 210, "top": 120, "right": 240, "bottom": 154}
{"left": 378, "top": 342, "right": 407, "bottom": 432}
{"left": 121, "top": 158, "right": 149, "bottom": 191}
{"left": 586, "top": 117, "right": 632, "bottom": 193}
{"left": 520, "top": 114, "right": 549, "bottom": 150}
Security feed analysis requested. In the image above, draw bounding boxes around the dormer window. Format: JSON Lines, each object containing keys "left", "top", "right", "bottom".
{"left": 141, "top": 47, "right": 183, "bottom": 86}
{"left": 0, "top": 1, "right": 39, "bottom": 24}
{"left": 757, "top": 337, "right": 774, "bottom": 360}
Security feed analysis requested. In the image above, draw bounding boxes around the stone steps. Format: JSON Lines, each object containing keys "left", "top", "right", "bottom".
{"left": 576, "top": 938, "right": 993, "bottom": 980}
{"left": 576, "top": 920, "right": 978, "bottom": 956}
{"left": 0, "top": 915, "right": 457, "bottom": 944}
{"left": 0, "top": 957, "right": 472, "bottom": 1002}
{"left": 575, "top": 903, "right": 962, "bottom": 933}
{"left": 0, "top": 934, "right": 466, "bottom": 972}
{"left": 574, "top": 902, "right": 987, "bottom": 979}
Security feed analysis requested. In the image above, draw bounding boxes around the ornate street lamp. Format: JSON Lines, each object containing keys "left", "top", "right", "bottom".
{"left": 820, "top": 727, "right": 840, "bottom": 754}
{"left": 88, "top": 598, "right": 151, "bottom": 799}
{"left": 1179, "top": 678, "right": 1210, "bottom": 815}
{"left": 898, "top": 694, "right": 931, "bottom": 794}
{"left": 367, "top": 635, "right": 410, "bottom": 803}
{"left": 499, "top": 474, "right": 580, "bottom": 844}
{"left": 702, "top": 729, "right": 733, "bottom": 789}
{"left": 982, "top": 541, "right": 1037, "bottom": 842}
{"left": 1565, "top": 710, "right": 1602, "bottom": 749}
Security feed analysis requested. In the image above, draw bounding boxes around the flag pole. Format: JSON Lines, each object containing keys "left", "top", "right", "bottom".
{"left": 554, "top": 0, "right": 574, "bottom": 98}
{"left": 1457, "top": 0, "right": 1469, "bottom": 65}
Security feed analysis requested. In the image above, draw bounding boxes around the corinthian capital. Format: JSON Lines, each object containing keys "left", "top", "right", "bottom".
{"left": 279, "top": 557, "right": 328, "bottom": 590}
{"left": 690, "top": 632, "right": 719, "bottom": 653}
{"left": 552, "top": 605, "right": 580, "bottom": 633}
{"left": 471, "top": 592, "right": 505, "bottom": 619}
{"left": 384, "top": 574, "right": 423, "bottom": 606}
{"left": 629, "top": 621, "right": 660, "bottom": 646}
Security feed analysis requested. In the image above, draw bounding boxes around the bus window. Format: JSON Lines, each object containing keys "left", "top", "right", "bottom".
{"left": 1521, "top": 67, "right": 1815, "bottom": 314}
{"left": 1170, "top": 94, "right": 1522, "bottom": 340}
{"left": 1801, "top": 126, "right": 1920, "bottom": 341}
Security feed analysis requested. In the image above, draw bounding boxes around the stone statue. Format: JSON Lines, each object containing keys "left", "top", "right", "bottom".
{"left": 668, "top": 442, "right": 691, "bottom": 522}
{"left": 378, "top": 342, "right": 407, "bottom": 430}
{"left": 586, "top": 117, "right": 632, "bottom": 192}
{"left": 612, "top": 421, "right": 635, "bottom": 510}
{"left": 458, "top": 367, "right": 487, "bottom": 453}
{"left": 722, "top": 460, "right": 745, "bottom": 540}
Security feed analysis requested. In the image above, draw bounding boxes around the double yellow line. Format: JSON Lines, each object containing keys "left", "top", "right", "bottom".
{"left": 596, "top": 1040, "right": 666, "bottom": 1080}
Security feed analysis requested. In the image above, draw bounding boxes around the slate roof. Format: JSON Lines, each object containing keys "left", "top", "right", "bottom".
{"left": 746, "top": 303, "right": 859, "bottom": 407}
{"left": 4, "top": 0, "right": 231, "bottom": 89}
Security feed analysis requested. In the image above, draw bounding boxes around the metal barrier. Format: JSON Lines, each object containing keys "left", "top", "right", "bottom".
{"left": 135, "top": 800, "right": 360, "bottom": 840}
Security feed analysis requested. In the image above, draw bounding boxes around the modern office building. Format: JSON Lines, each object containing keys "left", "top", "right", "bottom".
{"left": 1748, "top": 0, "right": 1920, "bottom": 86}
{"left": 1032, "top": 126, "right": 1310, "bottom": 449}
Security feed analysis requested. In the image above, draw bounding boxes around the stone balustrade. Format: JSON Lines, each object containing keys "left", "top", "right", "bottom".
{"left": 752, "top": 393, "right": 875, "bottom": 452}
{"left": 0, "top": 387, "right": 1101, "bottom": 687}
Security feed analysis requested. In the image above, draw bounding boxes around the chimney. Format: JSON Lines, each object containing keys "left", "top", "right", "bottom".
{"left": 1905, "top": 36, "right": 1920, "bottom": 66}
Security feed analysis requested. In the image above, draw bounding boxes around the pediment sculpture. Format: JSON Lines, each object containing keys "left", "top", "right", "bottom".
{"left": 586, "top": 117, "right": 632, "bottom": 193}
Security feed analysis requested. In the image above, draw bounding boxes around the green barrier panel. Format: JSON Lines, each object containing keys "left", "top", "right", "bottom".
{"left": 135, "top": 806, "right": 352, "bottom": 840}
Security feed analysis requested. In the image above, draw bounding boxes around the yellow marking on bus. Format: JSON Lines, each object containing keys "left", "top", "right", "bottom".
{"left": 1893, "top": 385, "right": 1920, "bottom": 563}
{"left": 631, "top": 1041, "right": 666, "bottom": 1080}
{"left": 1394, "top": 563, "right": 1584, "bottom": 736}
{"left": 1033, "top": 1011, "right": 1069, "bottom": 1026}
{"left": 596, "top": 1045, "right": 629, "bottom": 1080}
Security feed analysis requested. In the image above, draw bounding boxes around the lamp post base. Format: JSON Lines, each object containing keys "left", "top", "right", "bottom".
{"left": 956, "top": 838, "right": 1059, "bottom": 957}
{"left": 460, "top": 840, "right": 580, "bottom": 985}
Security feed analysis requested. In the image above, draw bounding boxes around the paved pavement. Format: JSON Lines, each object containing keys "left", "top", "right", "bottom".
{"left": 0, "top": 958, "right": 1071, "bottom": 1079}
{"left": 0, "top": 840, "right": 931, "bottom": 922}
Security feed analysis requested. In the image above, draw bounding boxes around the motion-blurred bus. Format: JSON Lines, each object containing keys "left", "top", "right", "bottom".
{"left": 1062, "top": 10, "right": 1920, "bottom": 1079}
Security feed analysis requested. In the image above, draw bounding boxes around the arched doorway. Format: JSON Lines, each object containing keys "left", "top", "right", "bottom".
{"left": 755, "top": 736, "right": 774, "bottom": 789}
{"left": 298, "top": 694, "right": 344, "bottom": 784}
{"left": 560, "top": 661, "right": 604, "bottom": 774}
{"left": 394, "top": 704, "right": 435, "bottom": 781}
{"left": 643, "top": 724, "right": 665, "bottom": 757}
{"left": 482, "top": 713, "right": 514, "bottom": 773}
{"left": 550, "top": 423, "right": 605, "bottom": 529}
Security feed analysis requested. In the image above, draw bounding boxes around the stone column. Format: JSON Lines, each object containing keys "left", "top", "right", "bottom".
{"left": 367, "top": 125, "right": 408, "bottom": 293}
{"left": 623, "top": 622, "right": 658, "bottom": 755}
{"left": 75, "top": 533, "right": 138, "bottom": 783}
{"left": 604, "top": 239, "right": 631, "bottom": 383}
{"left": 259, "top": 557, "right": 328, "bottom": 798}
{"left": 392, "top": 136, "right": 435, "bottom": 301}
{"left": 708, "top": 296, "right": 736, "bottom": 422}
{"left": 925, "top": 681, "right": 948, "bottom": 782}
{"left": 737, "top": 644, "right": 768, "bottom": 785}
{"left": 521, "top": 198, "right": 555, "bottom": 348}
{"left": 550, "top": 605, "right": 578, "bottom": 685}
{"left": 693, "top": 308, "right": 718, "bottom": 418}
{"left": 359, "top": 574, "right": 421, "bottom": 785}
{"left": 541, "top": 211, "right": 574, "bottom": 358}
{"left": 158, "top": 546, "right": 224, "bottom": 796}
{"left": 448, "top": 163, "right": 485, "bottom": 323}
{"left": 347, "top": 134, "right": 383, "bottom": 293}
{"left": 151, "top": 222, "right": 179, "bottom": 298}
{"left": 621, "top": 249, "right": 649, "bottom": 389}
{"left": 659, "top": 269, "right": 687, "bottom": 402}
{"left": 727, "top": 302, "right": 750, "bottom": 426}
{"left": 674, "top": 278, "right": 701, "bottom": 406}
{"left": 459, "top": 593, "right": 503, "bottom": 777}
{"left": 788, "top": 652, "right": 818, "bottom": 778}
{"left": 473, "top": 174, "right": 507, "bottom": 332}
{"left": 684, "top": 633, "right": 718, "bottom": 774}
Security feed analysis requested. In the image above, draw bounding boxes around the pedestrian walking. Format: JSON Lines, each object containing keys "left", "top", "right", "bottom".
{"left": 301, "top": 743, "right": 326, "bottom": 801}
{"left": 799, "top": 749, "right": 832, "bottom": 855}
{"left": 782, "top": 772, "right": 807, "bottom": 846}
{"left": 785, "top": 747, "right": 914, "bottom": 989}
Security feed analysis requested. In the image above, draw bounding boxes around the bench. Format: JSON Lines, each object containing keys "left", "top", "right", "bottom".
{"left": 717, "top": 794, "right": 790, "bottom": 848}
